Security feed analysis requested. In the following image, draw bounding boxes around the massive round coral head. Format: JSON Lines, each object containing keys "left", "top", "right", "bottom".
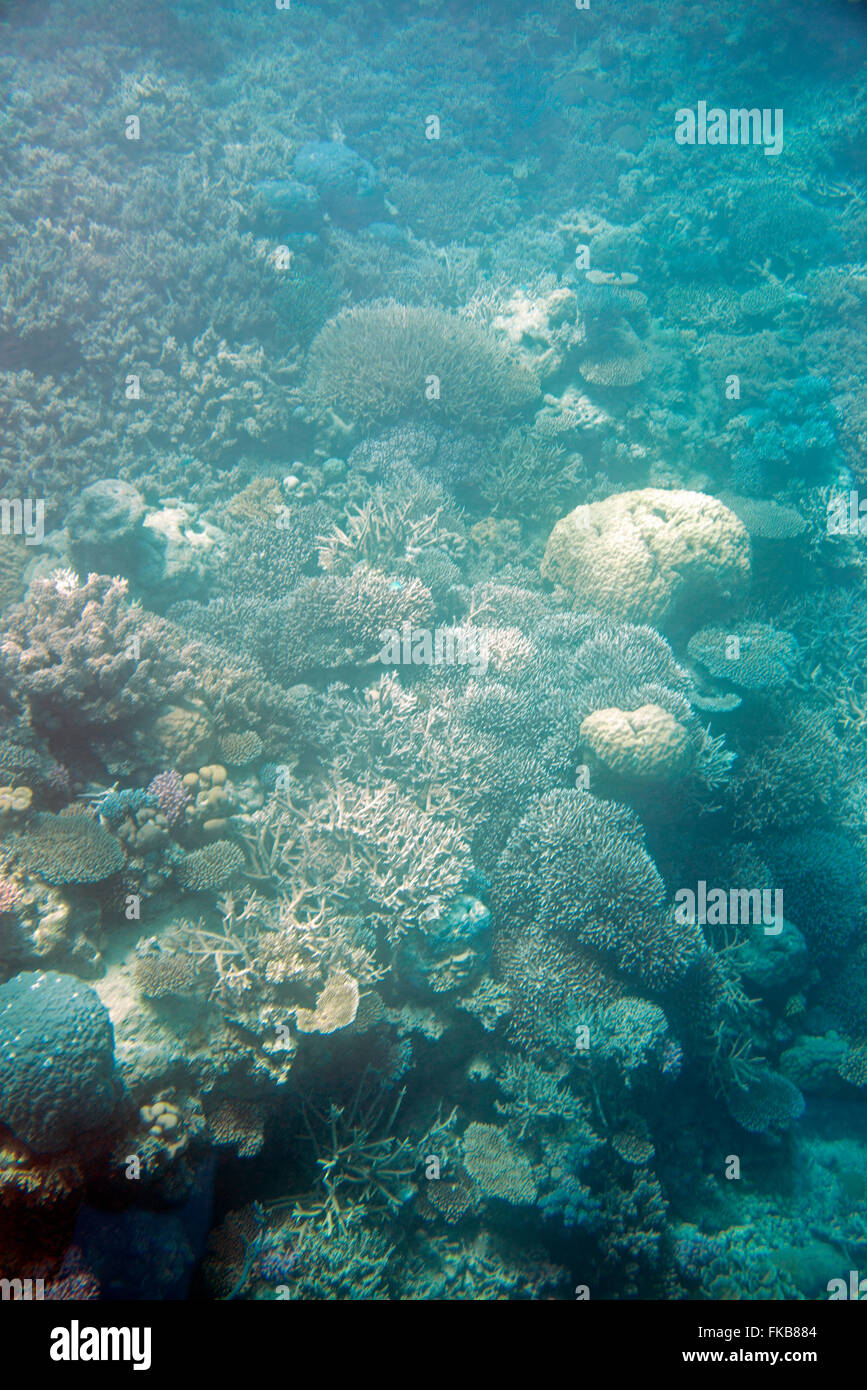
{"left": 580, "top": 704, "right": 694, "bottom": 779}
{"left": 0, "top": 971, "right": 118, "bottom": 1154}
{"left": 541, "top": 488, "right": 751, "bottom": 627}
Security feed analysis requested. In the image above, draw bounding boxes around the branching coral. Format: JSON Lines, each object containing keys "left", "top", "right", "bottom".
{"left": 305, "top": 301, "right": 540, "bottom": 432}
{"left": 287, "top": 1083, "right": 417, "bottom": 1234}
{"left": 240, "top": 775, "right": 474, "bottom": 946}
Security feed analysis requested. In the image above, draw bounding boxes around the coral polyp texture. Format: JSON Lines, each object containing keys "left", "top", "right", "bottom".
{"left": 580, "top": 704, "right": 694, "bottom": 779}
{"left": 0, "top": 0, "right": 864, "bottom": 1311}
{"left": 0, "top": 971, "right": 119, "bottom": 1153}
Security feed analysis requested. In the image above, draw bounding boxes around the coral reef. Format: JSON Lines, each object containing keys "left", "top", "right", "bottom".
{"left": 0, "top": 0, "right": 864, "bottom": 1307}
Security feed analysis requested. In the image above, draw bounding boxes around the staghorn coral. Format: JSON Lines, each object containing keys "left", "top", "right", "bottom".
{"left": 494, "top": 1055, "right": 598, "bottom": 1142}
{"left": 172, "top": 891, "right": 382, "bottom": 1033}
{"left": 243, "top": 774, "right": 473, "bottom": 947}
{"left": 278, "top": 1215, "right": 393, "bottom": 1300}
{"left": 288, "top": 1080, "right": 418, "bottom": 1235}
{"left": 317, "top": 489, "right": 464, "bottom": 578}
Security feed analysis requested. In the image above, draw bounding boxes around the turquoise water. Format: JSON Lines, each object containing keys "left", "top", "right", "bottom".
{"left": 0, "top": 0, "right": 865, "bottom": 1302}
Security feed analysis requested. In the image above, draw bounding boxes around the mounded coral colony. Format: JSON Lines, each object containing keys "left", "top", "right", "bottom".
{"left": 0, "top": 0, "right": 865, "bottom": 1305}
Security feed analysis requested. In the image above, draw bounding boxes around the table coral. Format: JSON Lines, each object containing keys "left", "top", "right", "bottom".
{"left": 306, "top": 301, "right": 539, "bottom": 432}
{"left": 687, "top": 622, "right": 798, "bottom": 692}
{"left": 461, "top": 1122, "right": 538, "bottom": 1205}
{"left": 7, "top": 812, "right": 125, "bottom": 885}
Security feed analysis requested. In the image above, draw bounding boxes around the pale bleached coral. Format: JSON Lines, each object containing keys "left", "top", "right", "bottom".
{"left": 580, "top": 704, "right": 694, "bottom": 779}
{"left": 541, "top": 489, "right": 751, "bottom": 626}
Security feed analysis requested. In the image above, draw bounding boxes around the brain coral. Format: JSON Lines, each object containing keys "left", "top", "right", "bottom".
{"left": 580, "top": 704, "right": 693, "bottom": 778}
{"left": 8, "top": 812, "right": 125, "bottom": 884}
{"left": 0, "top": 971, "right": 119, "bottom": 1153}
{"left": 305, "top": 301, "right": 540, "bottom": 431}
{"left": 541, "top": 489, "right": 751, "bottom": 626}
